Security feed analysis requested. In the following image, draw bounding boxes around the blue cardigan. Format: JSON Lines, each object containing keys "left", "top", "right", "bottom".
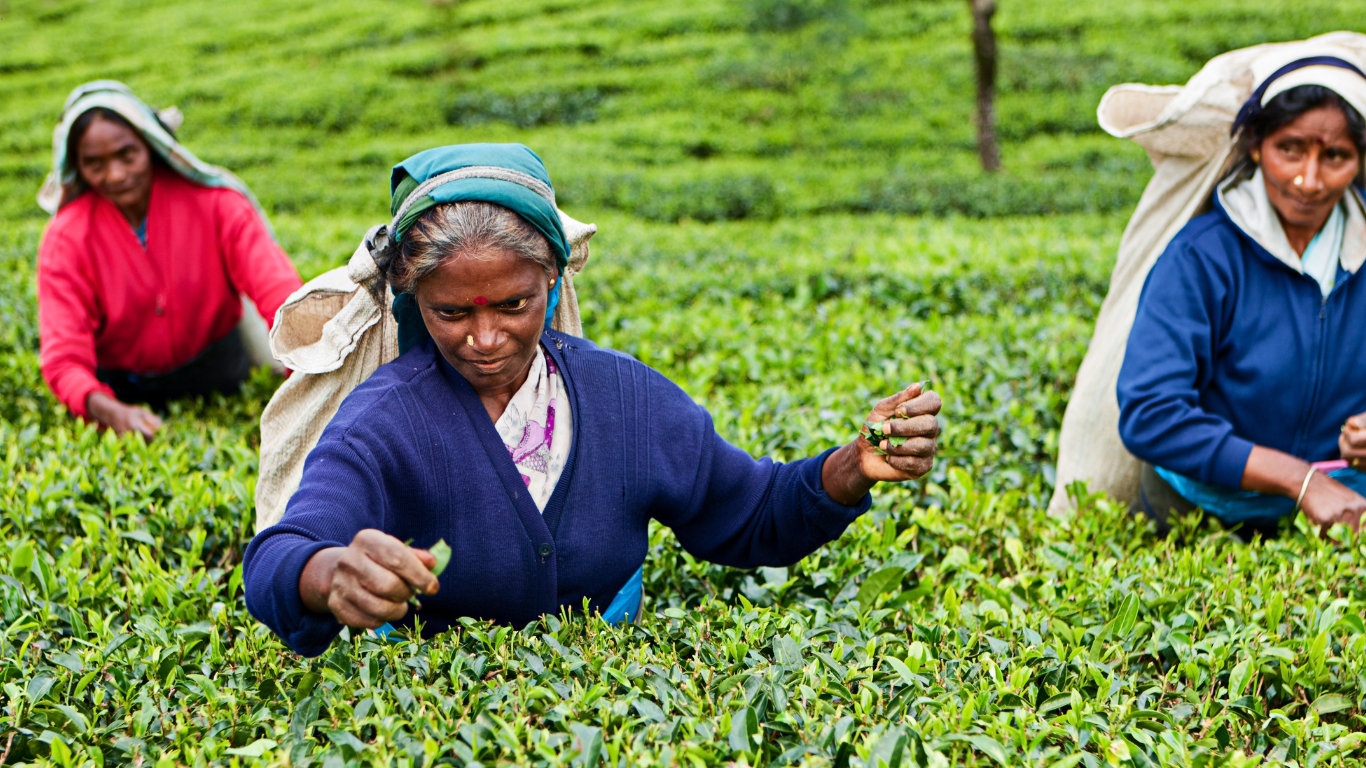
{"left": 1117, "top": 195, "right": 1366, "bottom": 490}
{"left": 244, "top": 331, "right": 870, "bottom": 656}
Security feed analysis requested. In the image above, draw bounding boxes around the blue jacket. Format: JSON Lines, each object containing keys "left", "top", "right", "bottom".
{"left": 1117, "top": 195, "right": 1366, "bottom": 490}
{"left": 244, "top": 330, "right": 869, "bottom": 656}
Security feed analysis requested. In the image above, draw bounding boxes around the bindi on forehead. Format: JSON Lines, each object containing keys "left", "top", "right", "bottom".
{"left": 473, "top": 296, "right": 488, "bottom": 305}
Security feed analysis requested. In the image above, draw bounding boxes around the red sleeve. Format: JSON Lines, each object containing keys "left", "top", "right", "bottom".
{"left": 215, "top": 191, "right": 303, "bottom": 329}
{"left": 37, "top": 224, "right": 115, "bottom": 419}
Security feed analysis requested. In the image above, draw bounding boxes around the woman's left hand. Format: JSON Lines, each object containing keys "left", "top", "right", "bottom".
{"left": 821, "top": 382, "right": 942, "bottom": 506}
{"left": 1340, "top": 412, "right": 1366, "bottom": 466}
{"left": 858, "top": 382, "right": 943, "bottom": 480}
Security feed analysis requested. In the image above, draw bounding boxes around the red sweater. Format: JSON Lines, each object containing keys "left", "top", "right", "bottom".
{"left": 38, "top": 168, "right": 303, "bottom": 418}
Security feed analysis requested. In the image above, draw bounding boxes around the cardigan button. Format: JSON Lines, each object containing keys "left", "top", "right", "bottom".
{"left": 538, "top": 543, "right": 554, "bottom": 558}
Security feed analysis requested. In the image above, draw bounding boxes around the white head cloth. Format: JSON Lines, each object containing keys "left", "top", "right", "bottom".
{"left": 1250, "top": 44, "right": 1366, "bottom": 124}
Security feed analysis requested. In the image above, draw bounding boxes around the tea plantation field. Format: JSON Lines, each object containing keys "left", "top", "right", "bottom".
{"left": 2, "top": 0, "right": 1365, "bottom": 765}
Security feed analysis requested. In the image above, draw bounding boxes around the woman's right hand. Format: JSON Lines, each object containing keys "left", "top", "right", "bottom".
{"left": 86, "top": 391, "right": 163, "bottom": 441}
{"left": 1243, "top": 445, "right": 1363, "bottom": 533}
{"left": 299, "top": 529, "right": 440, "bottom": 629}
{"left": 1298, "top": 472, "right": 1365, "bottom": 532}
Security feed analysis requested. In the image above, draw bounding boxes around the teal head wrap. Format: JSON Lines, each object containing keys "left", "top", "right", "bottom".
{"left": 387, "top": 144, "right": 570, "bottom": 353}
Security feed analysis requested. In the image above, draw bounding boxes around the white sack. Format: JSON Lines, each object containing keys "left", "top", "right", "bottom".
{"left": 1048, "top": 32, "right": 1366, "bottom": 516}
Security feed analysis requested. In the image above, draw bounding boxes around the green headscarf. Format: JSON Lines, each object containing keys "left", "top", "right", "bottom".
{"left": 387, "top": 144, "right": 570, "bottom": 353}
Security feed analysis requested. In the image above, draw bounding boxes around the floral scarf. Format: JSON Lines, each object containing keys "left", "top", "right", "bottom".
{"left": 493, "top": 345, "right": 572, "bottom": 511}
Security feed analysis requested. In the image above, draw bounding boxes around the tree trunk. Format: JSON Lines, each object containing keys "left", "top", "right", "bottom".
{"left": 968, "top": 0, "right": 1000, "bottom": 172}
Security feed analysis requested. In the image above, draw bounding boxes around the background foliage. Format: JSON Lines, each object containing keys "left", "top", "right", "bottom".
{"left": 1, "top": 0, "right": 1365, "bottom": 765}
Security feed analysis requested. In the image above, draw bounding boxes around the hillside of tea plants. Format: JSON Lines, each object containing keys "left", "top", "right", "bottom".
{"left": 2, "top": 0, "right": 1365, "bottom": 765}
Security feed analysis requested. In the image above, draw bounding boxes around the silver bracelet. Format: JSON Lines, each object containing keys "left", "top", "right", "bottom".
{"left": 1295, "top": 467, "right": 1317, "bottom": 511}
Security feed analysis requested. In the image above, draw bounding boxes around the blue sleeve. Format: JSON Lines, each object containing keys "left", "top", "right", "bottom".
{"left": 643, "top": 373, "right": 871, "bottom": 567}
{"left": 1116, "top": 238, "right": 1254, "bottom": 489}
{"left": 243, "top": 436, "right": 389, "bottom": 657}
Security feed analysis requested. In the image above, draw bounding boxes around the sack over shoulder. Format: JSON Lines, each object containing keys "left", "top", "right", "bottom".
{"left": 1049, "top": 32, "right": 1366, "bottom": 515}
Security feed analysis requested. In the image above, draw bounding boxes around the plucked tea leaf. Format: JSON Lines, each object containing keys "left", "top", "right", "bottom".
{"left": 429, "top": 539, "right": 452, "bottom": 577}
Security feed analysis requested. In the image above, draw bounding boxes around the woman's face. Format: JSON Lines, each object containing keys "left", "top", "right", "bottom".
{"left": 76, "top": 116, "right": 153, "bottom": 216}
{"left": 1258, "top": 104, "right": 1361, "bottom": 232}
{"left": 414, "top": 247, "right": 551, "bottom": 397}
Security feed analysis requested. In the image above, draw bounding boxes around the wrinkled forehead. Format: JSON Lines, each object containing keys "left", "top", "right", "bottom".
{"left": 418, "top": 246, "right": 546, "bottom": 297}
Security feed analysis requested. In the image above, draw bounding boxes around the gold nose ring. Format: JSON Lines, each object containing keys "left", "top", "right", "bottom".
{"left": 1294, "top": 175, "right": 1305, "bottom": 186}
{"left": 466, "top": 335, "right": 474, "bottom": 346}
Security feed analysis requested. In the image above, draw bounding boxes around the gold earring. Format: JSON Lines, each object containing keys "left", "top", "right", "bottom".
{"left": 466, "top": 335, "right": 474, "bottom": 346}
{"left": 1251, "top": 151, "right": 1261, "bottom": 164}
{"left": 550, "top": 278, "right": 557, "bottom": 287}
{"left": 1294, "top": 175, "right": 1305, "bottom": 186}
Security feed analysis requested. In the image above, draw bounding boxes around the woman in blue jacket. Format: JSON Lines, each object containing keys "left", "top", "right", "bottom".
{"left": 1118, "top": 52, "right": 1366, "bottom": 537}
{"left": 244, "top": 144, "right": 942, "bottom": 656}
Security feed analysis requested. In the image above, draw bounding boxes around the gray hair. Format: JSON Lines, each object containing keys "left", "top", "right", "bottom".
{"left": 390, "top": 201, "right": 555, "bottom": 295}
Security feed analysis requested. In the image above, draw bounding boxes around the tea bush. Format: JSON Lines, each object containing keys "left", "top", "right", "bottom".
{"left": 1, "top": 0, "right": 1364, "bottom": 766}
{"left": 446, "top": 89, "right": 607, "bottom": 129}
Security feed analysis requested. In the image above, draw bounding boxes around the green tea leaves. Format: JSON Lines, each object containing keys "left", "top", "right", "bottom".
{"left": 728, "top": 706, "right": 760, "bottom": 754}
{"left": 1227, "top": 659, "right": 1254, "bottom": 700}
{"left": 1311, "top": 693, "right": 1354, "bottom": 715}
{"left": 856, "top": 565, "right": 906, "bottom": 610}
{"left": 883, "top": 655, "right": 919, "bottom": 687}
{"left": 3, "top": 6, "right": 1365, "bottom": 763}
{"left": 294, "top": 671, "right": 320, "bottom": 704}
{"left": 225, "top": 739, "right": 278, "bottom": 758}
{"left": 1112, "top": 592, "right": 1140, "bottom": 638}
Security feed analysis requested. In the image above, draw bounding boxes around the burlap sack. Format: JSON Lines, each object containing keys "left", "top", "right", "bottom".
{"left": 1048, "top": 32, "right": 1366, "bottom": 515}
{"left": 255, "top": 213, "right": 596, "bottom": 531}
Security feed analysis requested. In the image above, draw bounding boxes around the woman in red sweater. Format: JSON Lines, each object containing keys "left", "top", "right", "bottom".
{"left": 37, "top": 82, "right": 302, "bottom": 439}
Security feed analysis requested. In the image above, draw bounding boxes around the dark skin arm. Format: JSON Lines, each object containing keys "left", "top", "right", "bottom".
{"left": 1242, "top": 445, "right": 1364, "bottom": 532}
{"left": 301, "top": 384, "right": 941, "bottom": 628}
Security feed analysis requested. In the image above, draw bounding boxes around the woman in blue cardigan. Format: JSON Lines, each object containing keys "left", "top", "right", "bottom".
{"left": 1118, "top": 50, "right": 1366, "bottom": 537}
{"left": 244, "top": 144, "right": 942, "bottom": 656}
